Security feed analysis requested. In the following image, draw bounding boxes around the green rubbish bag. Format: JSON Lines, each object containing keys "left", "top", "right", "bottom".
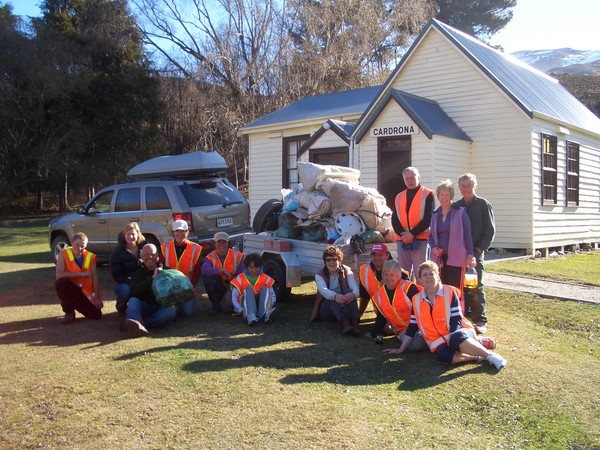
{"left": 152, "top": 269, "right": 194, "bottom": 307}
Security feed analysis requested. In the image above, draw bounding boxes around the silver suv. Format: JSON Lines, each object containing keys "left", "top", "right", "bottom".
{"left": 49, "top": 152, "right": 251, "bottom": 262}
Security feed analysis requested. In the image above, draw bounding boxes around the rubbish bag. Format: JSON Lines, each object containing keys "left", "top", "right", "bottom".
{"left": 152, "top": 269, "right": 194, "bottom": 307}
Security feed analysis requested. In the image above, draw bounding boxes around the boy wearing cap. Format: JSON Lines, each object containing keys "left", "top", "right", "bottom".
{"left": 201, "top": 231, "right": 245, "bottom": 316}
{"left": 160, "top": 219, "right": 202, "bottom": 317}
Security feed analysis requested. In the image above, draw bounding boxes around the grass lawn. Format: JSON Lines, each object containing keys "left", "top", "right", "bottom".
{"left": 0, "top": 223, "right": 599, "bottom": 449}
{"left": 487, "top": 250, "right": 600, "bottom": 287}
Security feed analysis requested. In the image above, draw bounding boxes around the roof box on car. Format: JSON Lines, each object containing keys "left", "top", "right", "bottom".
{"left": 127, "top": 151, "right": 228, "bottom": 179}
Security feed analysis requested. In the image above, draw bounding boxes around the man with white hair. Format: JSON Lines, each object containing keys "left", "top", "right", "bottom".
{"left": 392, "top": 167, "right": 434, "bottom": 279}
{"left": 160, "top": 219, "right": 202, "bottom": 317}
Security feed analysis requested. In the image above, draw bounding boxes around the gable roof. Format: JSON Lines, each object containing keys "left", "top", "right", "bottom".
{"left": 240, "top": 86, "right": 381, "bottom": 131}
{"left": 298, "top": 119, "right": 355, "bottom": 157}
{"left": 355, "top": 89, "right": 471, "bottom": 143}
{"left": 362, "top": 19, "right": 600, "bottom": 136}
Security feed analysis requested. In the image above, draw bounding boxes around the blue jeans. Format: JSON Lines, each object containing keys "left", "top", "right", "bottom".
{"left": 113, "top": 283, "right": 130, "bottom": 314}
{"left": 126, "top": 297, "right": 176, "bottom": 328}
{"left": 177, "top": 298, "right": 195, "bottom": 318}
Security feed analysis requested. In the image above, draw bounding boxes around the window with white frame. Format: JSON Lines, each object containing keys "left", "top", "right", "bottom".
{"left": 566, "top": 141, "right": 580, "bottom": 206}
{"left": 541, "top": 133, "right": 557, "bottom": 205}
{"left": 282, "top": 135, "right": 308, "bottom": 189}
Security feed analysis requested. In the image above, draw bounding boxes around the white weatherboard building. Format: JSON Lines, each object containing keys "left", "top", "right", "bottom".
{"left": 240, "top": 19, "right": 600, "bottom": 255}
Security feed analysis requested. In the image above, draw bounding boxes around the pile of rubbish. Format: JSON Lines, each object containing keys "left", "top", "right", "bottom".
{"left": 271, "top": 162, "right": 396, "bottom": 245}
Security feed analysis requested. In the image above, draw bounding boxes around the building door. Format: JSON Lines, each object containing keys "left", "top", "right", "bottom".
{"left": 378, "top": 137, "right": 411, "bottom": 209}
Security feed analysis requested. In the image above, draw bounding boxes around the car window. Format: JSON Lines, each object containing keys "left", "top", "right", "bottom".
{"left": 87, "top": 190, "right": 114, "bottom": 214}
{"left": 114, "top": 187, "right": 141, "bottom": 212}
{"left": 145, "top": 186, "right": 171, "bottom": 210}
{"left": 178, "top": 179, "right": 245, "bottom": 207}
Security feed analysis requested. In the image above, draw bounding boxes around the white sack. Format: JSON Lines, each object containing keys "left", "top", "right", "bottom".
{"left": 297, "top": 161, "right": 360, "bottom": 192}
{"left": 329, "top": 180, "right": 368, "bottom": 215}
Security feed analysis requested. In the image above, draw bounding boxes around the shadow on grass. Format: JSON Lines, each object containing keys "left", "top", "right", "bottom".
{"left": 113, "top": 294, "right": 497, "bottom": 388}
{"left": 0, "top": 311, "right": 126, "bottom": 349}
{"left": 0, "top": 267, "right": 58, "bottom": 306}
{"left": 0, "top": 251, "right": 53, "bottom": 265}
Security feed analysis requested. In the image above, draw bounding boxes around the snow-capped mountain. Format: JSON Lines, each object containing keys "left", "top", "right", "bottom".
{"left": 512, "top": 48, "right": 600, "bottom": 75}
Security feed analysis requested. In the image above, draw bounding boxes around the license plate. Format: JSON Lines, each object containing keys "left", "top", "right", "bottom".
{"left": 217, "top": 217, "right": 233, "bottom": 228}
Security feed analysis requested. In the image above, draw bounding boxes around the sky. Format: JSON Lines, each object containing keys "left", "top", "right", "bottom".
{"left": 7, "top": 0, "right": 600, "bottom": 53}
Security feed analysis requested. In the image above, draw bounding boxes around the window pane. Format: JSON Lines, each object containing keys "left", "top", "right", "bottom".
{"left": 146, "top": 187, "right": 171, "bottom": 210}
{"left": 114, "top": 188, "right": 141, "bottom": 212}
{"left": 87, "top": 191, "right": 113, "bottom": 214}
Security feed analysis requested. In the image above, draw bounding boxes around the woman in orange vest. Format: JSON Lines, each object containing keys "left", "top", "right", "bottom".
{"left": 385, "top": 261, "right": 507, "bottom": 370}
{"left": 371, "top": 260, "right": 428, "bottom": 350}
{"left": 231, "top": 253, "right": 278, "bottom": 325}
{"left": 55, "top": 232, "right": 102, "bottom": 324}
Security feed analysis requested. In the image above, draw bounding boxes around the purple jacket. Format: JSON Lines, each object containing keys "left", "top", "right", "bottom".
{"left": 429, "top": 206, "right": 474, "bottom": 267}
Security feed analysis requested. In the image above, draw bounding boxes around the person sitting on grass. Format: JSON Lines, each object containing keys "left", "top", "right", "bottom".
{"left": 124, "top": 244, "right": 176, "bottom": 337}
{"left": 230, "top": 253, "right": 278, "bottom": 326}
{"left": 311, "top": 245, "right": 361, "bottom": 336}
{"left": 384, "top": 261, "right": 507, "bottom": 371}
{"left": 371, "top": 260, "right": 427, "bottom": 350}
{"left": 55, "top": 232, "right": 103, "bottom": 324}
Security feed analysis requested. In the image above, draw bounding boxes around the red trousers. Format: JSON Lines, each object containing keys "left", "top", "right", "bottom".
{"left": 55, "top": 278, "right": 102, "bottom": 320}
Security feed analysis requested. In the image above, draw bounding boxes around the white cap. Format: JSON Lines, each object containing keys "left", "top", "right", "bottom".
{"left": 172, "top": 220, "right": 189, "bottom": 231}
{"left": 214, "top": 231, "right": 230, "bottom": 242}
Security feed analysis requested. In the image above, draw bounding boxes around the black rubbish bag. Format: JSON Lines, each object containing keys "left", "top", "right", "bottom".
{"left": 152, "top": 269, "right": 194, "bottom": 307}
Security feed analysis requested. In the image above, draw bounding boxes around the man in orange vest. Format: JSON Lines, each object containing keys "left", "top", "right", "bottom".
{"left": 392, "top": 167, "right": 434, "bottom": 279}
{"left": 160, "top": 220, "right": 202, "bottom": 317}
{"left": 201, "top": 231, "right": 245, "bottom": 316}
{"left": 55, "top": 232, "right": 103, "bottom": 324}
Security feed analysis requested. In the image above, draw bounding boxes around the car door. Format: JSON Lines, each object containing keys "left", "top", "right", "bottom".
{"left": 77, "top": 189, "right": 114, "bottom": 256}
{"left": 108, "top": 186, "right": 142, "bottom": 248}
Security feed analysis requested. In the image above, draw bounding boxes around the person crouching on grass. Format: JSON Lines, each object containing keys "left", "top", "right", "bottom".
{"left": 230, "top": 253, "right": 278, "bottom": 325}
{"left": 55, "top": 232, "right": 102, "bottom": 324}
{"left": 384, "top": 261, "right": 507, "bottom": 370}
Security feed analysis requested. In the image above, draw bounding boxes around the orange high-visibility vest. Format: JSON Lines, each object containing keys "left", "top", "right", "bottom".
{"left": 372, "top": 281, "right": 420, "bottom": 335}
{"left": 63, "top": 247, "right": 95, "bottom": 300}
{"left": 205, "top": 248, "right": 243, "bottom": 282}
{"left": 231, "top": 273, "right": 274, "bottom": 295}
{"left": 359, "top": 264, "right": 383, "bottom": 298}
{"left": 394, "top": 186, "right": 432, "bottom": 240}
{"left": 413, "top": 285, "right": 472, "bottom": 352}
{"left": 162, "top": 240, "right": 201, "bottom": 280}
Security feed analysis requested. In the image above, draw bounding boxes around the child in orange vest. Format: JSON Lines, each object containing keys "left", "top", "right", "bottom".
{"left": 230, "top": 253, "right": 278, "bottom": 325}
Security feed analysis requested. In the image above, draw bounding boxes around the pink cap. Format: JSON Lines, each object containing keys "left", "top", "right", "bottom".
{"left": 371, "top": 243, "right": 388, "bottom": 254}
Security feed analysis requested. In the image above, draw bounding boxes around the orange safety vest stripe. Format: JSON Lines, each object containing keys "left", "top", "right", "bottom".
{"left": 206, "top": 248, "right": 243, "bottom": 282}
{"left": 231, "top": 273, "right": 274, "bottom": 295}
{"left": 162, "top": 240, "right": 201, "bottom": 280}
{"left": 394, "top": 186, "right": 432, "bottom": 240}
{"left": 413, "top": 285, "right": 458, "bottom": 352}
{"left": 359, "top": 264, "right": 383, "bottom": 298}
{"left": 63, "top": 247, "right": 95, "bottom": 300}
{"left": 372, "top": 281, "right": 415, "bottom": 335}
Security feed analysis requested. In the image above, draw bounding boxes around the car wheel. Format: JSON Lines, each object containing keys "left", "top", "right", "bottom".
{"left": 263, "top": 258, "right": 291, "bottom": 302}
{"left": 144, "top": 234, "right": 161, "bottom": 251}
{"left": 51, "top": 234, "right": 71, "bottom": 264}
{"left": 252, "top": 199, "right": 283, "bottom": 233}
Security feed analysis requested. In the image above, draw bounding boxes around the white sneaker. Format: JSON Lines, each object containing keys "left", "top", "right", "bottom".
{"left": 487, "top": 352, "right": 507, "bottom": 370}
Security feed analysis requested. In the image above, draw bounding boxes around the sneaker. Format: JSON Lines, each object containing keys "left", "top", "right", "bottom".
{"left": 125, "top": 318, "right": 149, "bottom": 337}
{"left": 478, "top": 336, "right": 496, "bottom": 350}
{"left": 487, "top": 351, "right": 507, "bottom": 370}
{"left": 264, "top": 307, "right": 278, "bottom": 324}
{"left": 247, "top": 313, "right": 259, "bottom": 326}
{"left": 60, "top": 312, "right": 76, "bottom": 325}
{"left": 475, "top": 322, "right": 488, "bottom": 334}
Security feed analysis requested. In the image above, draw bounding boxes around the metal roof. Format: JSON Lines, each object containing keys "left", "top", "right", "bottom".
{"left": 240, "top": 86, "right": 382, "bottom": 130}
{"left": 356, "top": 89, "right": 471, "bottom": 143}
{"left": 431, "top": 19, "right": 600, "bottom": 135}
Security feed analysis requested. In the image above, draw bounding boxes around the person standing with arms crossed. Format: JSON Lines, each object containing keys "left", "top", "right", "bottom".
{"left": 455, "top": 173, "right": 496, "bottom": 334}
{"left": 392, "top": 167, "right": 434, "bottom": 279}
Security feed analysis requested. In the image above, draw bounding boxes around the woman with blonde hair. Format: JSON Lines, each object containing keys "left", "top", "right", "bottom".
{"left": 110, "top": 222, "right": 146, "bottom": 315}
